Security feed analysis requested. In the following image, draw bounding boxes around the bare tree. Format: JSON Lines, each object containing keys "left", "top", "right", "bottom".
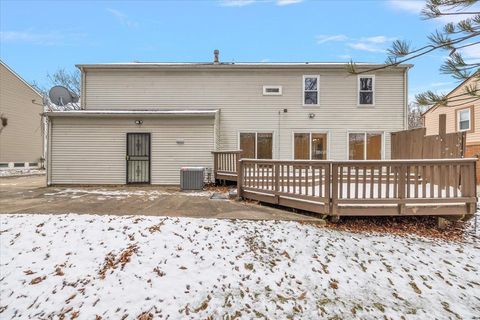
{"left": 408, "top": 102, "right": 426, "bottom": 129}
{"left": 347, "top": 0, "right": 480, "bottom": 109}
{"left": 47, "top": 68, "right": 80, "bottom": 97}
{"left": 30, "top": 68, "right": 81, "bottom": 111}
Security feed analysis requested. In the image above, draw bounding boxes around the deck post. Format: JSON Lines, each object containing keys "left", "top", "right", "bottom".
{"left": 237, "top": 159, "right": 243, "bottom": 200}
{"left": 331, "top": 163, "right": 338, "bottom": 215}
{"left": 398, "top": 164, "right": 406, "bottom": 215}
{"left": 274, "top": 163, "right": 280, "bottom": 204}
{"left": 324, "top": 163, "right": 331, "bottom": 215}
{"left": 213, "top": 152, "right": 218, "bottom": 182}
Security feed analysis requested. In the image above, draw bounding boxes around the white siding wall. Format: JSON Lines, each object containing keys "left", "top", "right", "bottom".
{"left": 83, "top": 68, "right": 407, "bottom": 160}
{"left": 0, "top": 63, "right": 43, "bottom": 164}
{"left": 49, "top": 116, "right": 214, "bottom": 185}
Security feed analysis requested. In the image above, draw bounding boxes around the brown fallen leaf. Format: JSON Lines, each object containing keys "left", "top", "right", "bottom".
{"left": 30, "top": 276, "right": 46, "bottom": 285}
{"left": 55, "top": 267, "right": 64, "bottom": 276}
{"left": 23, "top": 270, "right": 35, "bottom": 275}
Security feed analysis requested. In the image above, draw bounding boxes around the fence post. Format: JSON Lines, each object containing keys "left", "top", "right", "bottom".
{"left": 439, "top": 114, "right": 447, "bottom": 158}
{"left": 237, "top": 159, "right": 243, "bottom": 200}
{"left": 398, "top": 164, "right": 406, "bottom": 215}
{"left": 331, "top": 163, "right": 338, "bottom": 216}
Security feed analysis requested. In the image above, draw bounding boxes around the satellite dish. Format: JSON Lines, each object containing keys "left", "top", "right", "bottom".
{"left": 48, "top": 86, "right": 79, "bottom": 106}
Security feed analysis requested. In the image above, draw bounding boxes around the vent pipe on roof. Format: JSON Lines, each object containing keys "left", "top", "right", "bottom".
{"left": 213, "top": 49, "right": 219, "bottom": 64}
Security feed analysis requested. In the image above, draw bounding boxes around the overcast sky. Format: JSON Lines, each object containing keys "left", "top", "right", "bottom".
{"left": 1, "top": 0, "right": 479, "bottom": 100}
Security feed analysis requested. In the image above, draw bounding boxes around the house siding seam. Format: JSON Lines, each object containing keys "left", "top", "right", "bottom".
{"left": 82, "top": 68, "right": 406, "bottom": 161}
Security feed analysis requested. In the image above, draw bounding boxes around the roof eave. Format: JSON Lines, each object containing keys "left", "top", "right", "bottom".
{"left": 75, "top": 63, "right": 413, "bottom": 71}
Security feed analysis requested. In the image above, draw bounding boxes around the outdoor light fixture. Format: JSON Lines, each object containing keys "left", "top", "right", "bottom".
{"left": 135, "top": 120, "right": 143, "bottom": 125}
{"left": 308, "top": 113, "right": 315, "bottom": 119}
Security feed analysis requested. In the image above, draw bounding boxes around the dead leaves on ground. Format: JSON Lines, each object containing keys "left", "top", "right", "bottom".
{"left": 325, "top": 216, "right": 473, "bottom": 241}
{"left": 99, "top": 244, "right": 138, "bottom": 279}
{"left": 30, "top": 276, "right": 46, "bottom": 285}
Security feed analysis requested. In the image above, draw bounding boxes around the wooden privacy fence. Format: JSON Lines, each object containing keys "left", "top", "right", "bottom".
{"left": 237, "top": 158, "right": 477, "bottom": 217}
{"left": 391, "top": 115, "right": 466, "bottom": 159}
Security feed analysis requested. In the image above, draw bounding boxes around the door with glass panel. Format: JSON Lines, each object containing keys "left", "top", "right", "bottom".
{"left": 348, "top": 132, "right": 382, "bottom": 160}
{"left": 239, "top": 132, "right": 273, "bottom": 159}
{"left": 294, "top": 133, "right": 327, "bottom": 160}
{"left": 126, "top": 133, "right": 151, "bottom": 184}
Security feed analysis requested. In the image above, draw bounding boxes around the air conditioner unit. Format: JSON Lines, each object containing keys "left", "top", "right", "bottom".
{"left": 180, "top": 167, "right": 205, "bottom": 191}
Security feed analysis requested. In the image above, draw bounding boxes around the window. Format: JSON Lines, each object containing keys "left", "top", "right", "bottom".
{"left": 348, "top": 132, "right": 382, "bottom": 160}
{"left": 303, "top": 75, "right": 319, "bottom": 105}
{"left": 263, "top": 85, "right": 282, "bottom": 96}
{"left": 294, "top": 132, "right": 327, "bottom": 160}
{"left": 14, "top": 162, "right": 24, "bottom": 168}
{"left": 457, "top": 108, "right": 471, "bottom": 132}
{"left": 239, "top": 132, "right": 273, "bottom": 159}
{"left": 358, "top": 75, "right": 374, "bottom": 105}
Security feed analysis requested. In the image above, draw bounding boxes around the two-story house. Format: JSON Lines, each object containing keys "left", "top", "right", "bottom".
{"left": 46, "top": 52, "right": 411, "bottom": 185}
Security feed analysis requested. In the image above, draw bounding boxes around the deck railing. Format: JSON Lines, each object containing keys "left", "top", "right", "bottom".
{"left": 212, "top": 151, "right": 242, "bottom": 182}
{"left": 239, "top": 159, "right": 331, "bottom": 214}
{"left": 331, "top": 159, "right": 477, "bottom": 216}
{"left": 237, "top": 158, "right": 477, "bottom": 217}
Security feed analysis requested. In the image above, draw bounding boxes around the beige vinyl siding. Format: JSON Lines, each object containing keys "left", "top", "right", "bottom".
{"left": 424, "top": 76, "right": 479, "bottom": 145}
{"left": 0, "top": 63, "right": 43, "bottom": 163}
{"left": 49, "top": 116, "right": 214, "bottom": 185}
{"left": 83, "top": 68, "right": 406, "bottom": 160}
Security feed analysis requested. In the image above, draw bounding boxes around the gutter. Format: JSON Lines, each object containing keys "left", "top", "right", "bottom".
{"left": 43, "top": 109, "right": 220, "bottom": 118}
{"left": 75, "top": 63, "right": 414, "bottom": 71}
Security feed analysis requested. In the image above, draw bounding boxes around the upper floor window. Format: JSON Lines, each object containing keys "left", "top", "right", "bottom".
{"left": 303, "top": 75, "right": 319, "bottom": 106}
{"left": 358, "top": 75, "right": 375, "bottom": 106}
{"left": 457, "top": 107, "right": 472, "bottom": 132}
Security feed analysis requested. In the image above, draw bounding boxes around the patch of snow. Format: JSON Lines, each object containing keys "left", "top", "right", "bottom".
{"left": 44, "top": 188, "right": 216, "bottom": 201}
{"left": 0, "top": 214, "right": 479, "bottom": 319}
{"left": 0, "top": 169, "right": 45, "bottom": 177}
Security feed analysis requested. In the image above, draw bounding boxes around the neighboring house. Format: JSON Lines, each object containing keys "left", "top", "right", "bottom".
{"left": 423, "top": 73, "right": 480, "bottom": 183}
{"left": 0, "top": 60, "right": 44, "bottom": 169}
{"left": 46, "top": 52, "right": 411, "bottom": 185}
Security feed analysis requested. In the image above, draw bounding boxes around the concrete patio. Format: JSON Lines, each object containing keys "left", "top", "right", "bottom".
{"left": 0, "top": 175, "right": 322, "bottom": 222}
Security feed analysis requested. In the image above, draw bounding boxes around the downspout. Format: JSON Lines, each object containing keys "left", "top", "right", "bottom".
{"left": 80, "top": 67, "right": 86, "bottom": 109}
{"left": 277, "top": 110, "right": 281, "bottom": 159}
{"left": 404, "top": 67, "right": 409, "bottom": 130}
{"left": 47, "top": 116, "right": 52, "bottom": 186}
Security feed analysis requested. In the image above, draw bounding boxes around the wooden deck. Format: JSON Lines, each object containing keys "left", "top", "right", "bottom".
{"left": 213, "top": 151, "right": 477, "bottom": 217}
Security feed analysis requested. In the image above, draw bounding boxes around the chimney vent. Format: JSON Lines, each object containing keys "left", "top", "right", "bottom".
{"left": 213, "top": 49, "right": 219, "bottom": 64}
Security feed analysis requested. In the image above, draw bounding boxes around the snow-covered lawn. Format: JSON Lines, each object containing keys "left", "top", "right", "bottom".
{"left": 1, "top": 214, "right": 479, "bottom": 319}
{"left": 0, "top": 168, "right": 45, "bottom": 177}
